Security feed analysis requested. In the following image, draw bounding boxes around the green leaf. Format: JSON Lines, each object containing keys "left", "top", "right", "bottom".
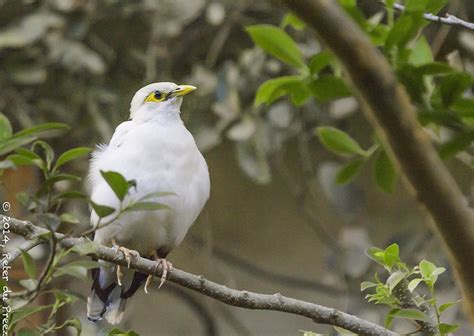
{"left": 386, "top": 271, "right": 406, "bottom": 292}
{"left": 0, "top": 113, "right": 12, "bottom": 141}
{"left": 405, "top": 0, "right": 430, "bottom": 12}
{"left": 439, "top": 73, "right": 472, "bottom": 107}
{"left": 141, "top": 191, "right": 176, "bottom": 200}
{"left": 126, "top": 202, "right": 171, "bottom": 212}
{"left": 246, "top": 24, "right": 306, "bottom": 69}
{"left": 17, "top": 329, "right": 41, "bottom": 336}
{"left": 335, "top": 159, "right": 364, "bottom": 184}
{"left": 0, "top": 136, "right": 37, "bottom": 156}
{"left": 439, "top": 131, "right": 474, "bottom": 160}
{"left": 316, "top": 127, "right": 367, "bottom": 156}
{"left": 419, "top": 260, "right": 436, "bottom": 279}
{"left": 409, "top": 36, "right": 433, "bottom": 66}
{"left": 383, "top": 243, "right": 400, "bottom": 269}
{"left": 59, "top": 213, "right": 80, "bottom": 225}
{"left": 100, "top": 170, "right": 132, "bottom": 202}
{"left": 53, "top": 318, "right": 82, "bottom": 335}
{"left": 439, "top": 300, "right": 460, "bottom": 314}
{"left": 90, "top": 200, "right": 115, "bottom": 218}
{"left": 20, "top": 250, "right": 37, "bottom": 279}
{"left": 365, "top": 247, "right": 386, "bottom": 266}
{"left": 54, "top": 262, "right": 96, "bottom": 280}
{"left": 12, "top": 122, "right": 69, "bottom": 139}
{"left": 255, "top": 76, "right": 307, "bottom": 106}
{"left": 389, "top": 308, "right": 431, "bottom": 322}
{"left": 374, "top": 149, "right": 397, "bottom": 193}
{"left": 309, "top": 75, "right": 351, "bottom": 102}
{"left": 37, "top": 174, "right": 82, "bottom": 196}
{"left": 452, "top": 97, "right": 474, "bottom": 114}
{"left": 308, "top": 51, "right": 333, "bottom": 76}
{"left": 385, "top": 13, "right": 425, "bottom": 51}
{"left": 281, "top": 13, "right": 305, "bottom": 30}
{"left": 6, "top": 154, "right": 37, "bottom": 167}
{"left": 360, "top": 281, "right": 377, "bottom": 291}
{"left": 385, "top": 308, "right": 398, "bottom": 328}
{"left": 426, "top": 0, "right": 448, "bottom": 14}
{"left": 408, "top": 278, "right": 423, "bottom": 292}
{"left": 54, "top": 147, "right": 91, "bottom": 172}
{"left": 32, "top": 140, "right": 54, "bottom": 171}
{"left": 15, "top": 147, "right": 41, "bottom": 159}
{"left": 408, "top": 278, "right": 424, "bottom": 292}
{"left": 71, "top": 242, "right": 97, "bottom": 256}
{"left": 438, "top": 323, "right": 460, "bottom": 333}
{"left": 416, "top": 62, "right": 453, "bottom": 75}
{"left": 107, "top": 328, "right": 140, "bottom": 336}
{"left": 54, "top": 191, "right": 87, "bottom": 200}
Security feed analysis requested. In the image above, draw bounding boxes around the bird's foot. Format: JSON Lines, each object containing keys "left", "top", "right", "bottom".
{"left": 112, "top": 241, "right": 140, "bottom": 286}
{"left": 144, "top": 258, "right": 173, "bottom": 294}
{"left": 116, "top": 246, "right": 141, "bottom": 268}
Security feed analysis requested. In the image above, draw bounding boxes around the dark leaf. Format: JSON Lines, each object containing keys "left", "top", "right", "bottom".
{"left": 374, "top": 149, "right": 397, "bottom": 193}
{"left": 90, "top": 200, "right": 115, "bottom": 218}
{"left": 308, "top": 51, "right": 333, "bottom": 76}
{"left": 20, "top": 250, "right": 37, "bottom": 279}
{"left": 335, "top": 159, "right": 364, "bottom": 184}
{"left": 12, "top": 123, "right": 69, "bottom": 139}
{"left": 309, "top": 75, "right": 351, "bottom": 102}
{"left": 100, "top": 170, "right": 131, "bottom": 202}
{"left": 126, "top": 202, "right": 171, "bottom": 212}
{"left": 54, "top": 147, "right": 91, "bottom": 172}
{"left": 0, "top": 113, "right": 12, "bottom": 141}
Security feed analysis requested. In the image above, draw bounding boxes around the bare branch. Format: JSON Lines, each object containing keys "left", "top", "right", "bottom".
{"left": 280, "top": 0, "right": 474, "bottom": 319}
{"left": 378, "top": 1, "right": 474, "bottom": 31}
{"left": 4, "top": 215, "right": 395, "bottom": 336}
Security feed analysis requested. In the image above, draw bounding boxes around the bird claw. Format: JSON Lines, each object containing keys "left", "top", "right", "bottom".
{"left": 111, "top": 241, "right": 140, "bottom": 286}
{"left": 117, "top": 247, "right": 140, "bottom": 268}
{"left": 144, "top": 259, "right": 173, "bottom": 294}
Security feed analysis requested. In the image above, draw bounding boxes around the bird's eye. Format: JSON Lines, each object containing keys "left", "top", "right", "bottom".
{"left": 154, "top": 91, "right": 162, "bottom": 100}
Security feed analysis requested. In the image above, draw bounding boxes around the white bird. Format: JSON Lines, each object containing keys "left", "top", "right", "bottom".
{"left": 86, "top": 82, "right": 210, "bottom": 324}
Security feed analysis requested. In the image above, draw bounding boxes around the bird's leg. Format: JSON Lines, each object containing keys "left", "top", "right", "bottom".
{"left": 144, "top": 251, "right": 173, "bottom": 294}
{"left": 111, "top": 239, "right": 140, "bottom": 286}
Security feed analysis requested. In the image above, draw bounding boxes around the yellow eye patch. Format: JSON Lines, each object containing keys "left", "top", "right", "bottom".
{"left": 144, "top": 90, "right": 166, "bottom": 103}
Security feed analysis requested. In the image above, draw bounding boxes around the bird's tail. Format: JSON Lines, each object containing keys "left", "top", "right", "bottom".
{"left": 87, "top": 261, "right": 147, "bottom": 325}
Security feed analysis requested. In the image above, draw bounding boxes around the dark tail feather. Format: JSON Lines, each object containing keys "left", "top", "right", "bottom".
{"left": 87, "top": 265, "right": 148, "bottom": 324}
{"left": 87, "top": 267, "right": 116, "bottom": 322}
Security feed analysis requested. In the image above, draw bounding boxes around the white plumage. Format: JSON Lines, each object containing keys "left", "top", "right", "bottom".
{"left": 86, "top": 82, "right": 210, "bottom": 324}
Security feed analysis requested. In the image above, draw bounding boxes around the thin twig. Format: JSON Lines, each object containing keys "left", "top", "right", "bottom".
{"left": 5, "top": 215, "right": 396, "bottom": 336}
{"left": 378, "top": 0, "right": 474, "bottom": 31}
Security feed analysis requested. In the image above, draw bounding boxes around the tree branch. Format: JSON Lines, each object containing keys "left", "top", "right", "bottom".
{"left": 4, "top": 215, "right": 395, "bottom": 336}
{"left": 281, "top": 0, "right": 474, "bottom": 319}
{"left": 378, "top": 1, "right": 474, "bottom": 31}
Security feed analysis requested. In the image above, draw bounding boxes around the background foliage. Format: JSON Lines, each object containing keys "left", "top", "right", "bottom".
{"left": 1, "top": 0, "right": 474, "bottom": 335}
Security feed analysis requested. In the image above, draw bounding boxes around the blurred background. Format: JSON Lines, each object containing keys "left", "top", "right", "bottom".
{"left": 1, "top": 0, "right": 474, "bottom": 335}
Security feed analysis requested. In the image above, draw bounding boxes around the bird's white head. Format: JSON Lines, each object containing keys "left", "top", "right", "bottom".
{"left": 129, "top": 82, "right": 197, "bottom": 121}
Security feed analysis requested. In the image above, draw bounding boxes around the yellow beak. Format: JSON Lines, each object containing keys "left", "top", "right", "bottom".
{"left": 170, "top": 85, "right": 197, "bottom": 98}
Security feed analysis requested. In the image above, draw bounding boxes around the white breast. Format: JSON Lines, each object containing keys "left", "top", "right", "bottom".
{"left": 90, "top": 119, "right": 210, "bottom": 256}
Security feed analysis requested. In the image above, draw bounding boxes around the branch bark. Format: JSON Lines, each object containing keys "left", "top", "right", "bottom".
{"left": 281, "top": 0, "right": 474, "bottom": 319}
{"left": 3, "top": 215, "right": 395, "bottom": 336}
